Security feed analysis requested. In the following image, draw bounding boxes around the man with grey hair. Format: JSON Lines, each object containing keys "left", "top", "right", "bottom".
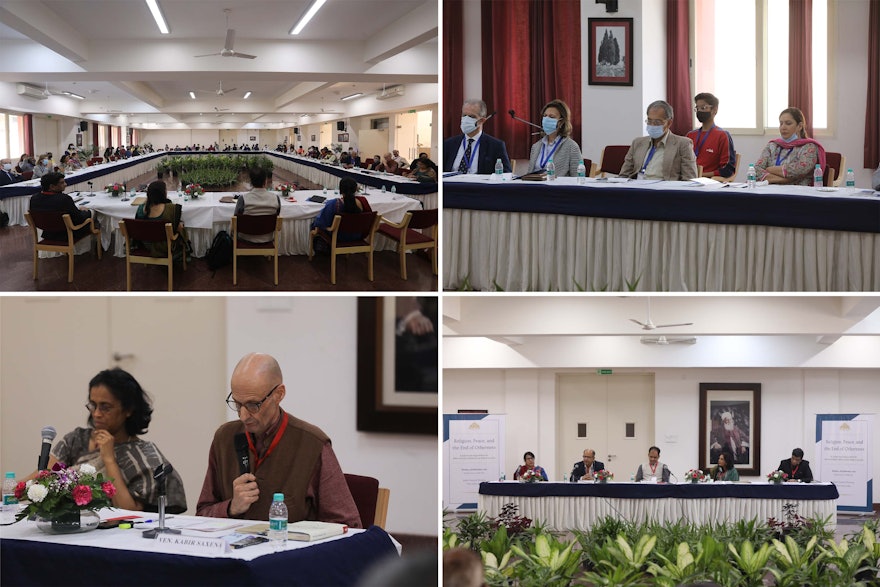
{"left": 619, "top": 99, "right": 698, "bottom": 181}
{"left": 443, "top": 98, "right": 511, "bottom": 175}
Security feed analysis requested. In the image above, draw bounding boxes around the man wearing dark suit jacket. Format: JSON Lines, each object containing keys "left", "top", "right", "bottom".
{"left": 619, "top": 100, "right": 699, "bottom": 181}
{"left": 28, "top": 172, "right": 94, "bottom": 241}
{"left": 778, "top": 448, "right": 813, "bottom": 483}
{"left": 443, "top": 99, "right": 511, "bottom": 175}
{"left": 0, "top": 163, "right": 22, "bottom": 186}
{"left": 570, "top": 448, "right": 605, "bottom": 482}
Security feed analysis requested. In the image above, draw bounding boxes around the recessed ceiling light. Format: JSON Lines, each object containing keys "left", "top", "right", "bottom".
{"left": 289, "top": 0, "right": 326, "bottom": 35}
{"left": 145, "top": 0, "right": 171, "bottom": 34}
{"left": 341, "top": 93, "right": 363, "bottom": 101}
{"left": 243, "top": 91, "right": 252, "bottom": 99}
{"left": 189, "top": 91, "right": 196, "bottom": 100}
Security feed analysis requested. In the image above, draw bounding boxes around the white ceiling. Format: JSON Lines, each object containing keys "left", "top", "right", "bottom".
{"left": 443, "top": 296, "right": 880, "bottom": 370}
{"left": 0, "top": 0, "right": 437, "bottom": 129}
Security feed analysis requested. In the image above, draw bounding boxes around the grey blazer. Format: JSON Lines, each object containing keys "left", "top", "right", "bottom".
{"left": 527, "top": 137, "right": 584, "bottom": 177}
{"left": 618, "top": 133, "right": 698, "bottom": 181}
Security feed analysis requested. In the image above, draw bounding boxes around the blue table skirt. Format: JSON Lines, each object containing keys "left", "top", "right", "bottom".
{"left": 479, "top": 481, "right": 839, "bottom": 501}
{"left": 444, "top": 182, "right": 880, "bottom": 234}
{"left": 0, "top": 525, "right": 398, "bottom": 587}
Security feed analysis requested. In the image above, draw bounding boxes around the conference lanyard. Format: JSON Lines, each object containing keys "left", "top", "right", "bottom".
{"left": 775, "top": 147, "right": 794, "bottom": 166}
{"left": 460, "top": 135, "right": 482, "bottom": 173}
{"left": 640, "top": 144, "right": 658, "bottom": 175}
{"left": 538, "top": 138, "right": 563, "bottom": 169}
{"left": 694, "top": 125, "right": 714, "bottom": 157}
{"left": 246, "top": 411, "right": 289, "bottom": 470}
{"left": 649, "top": 462, "right": 658, "bottom": 476}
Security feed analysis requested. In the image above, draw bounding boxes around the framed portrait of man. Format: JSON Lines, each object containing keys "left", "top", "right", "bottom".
{"left": 699, "top": 383, "right": 761, "bottom": 476}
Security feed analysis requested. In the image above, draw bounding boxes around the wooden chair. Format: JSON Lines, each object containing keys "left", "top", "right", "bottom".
{"left": 825, "top": 152, "right": 845, "bottom": 187}
{"left": 21, "top": 170, "right": 33, "bottom": 180}
{"left": 343, "top": 473, "right": 390, "bottom": 529}
{"left": 377, "top": 208, "right": 438, "bottom": 280}
{"left": 231, "top": 214, "right": 282, "bottom": 286}
{"left": 591, "top": 145, "right": 630, "bottom": 177}
{"left": 87, "top": 157, "right": 103, "bottom": 167}
{"left": 582, "top": 158, "right": 597, "bottom": 177}
{"left": 25, "top": 211, "right": 101, "bottom": 283}
{"left": 711, "top": 153, "right": 742, "bottom": 183}
{"left": 119, "top": 217, "right": 187, "bottom": 291}
{"left": 823, "top": 167, "right": 836, "bottom": 187}
{"left": 308, "top": 211, "right": 379, "bottom": 285}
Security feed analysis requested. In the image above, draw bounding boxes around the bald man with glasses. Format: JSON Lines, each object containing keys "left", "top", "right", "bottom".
{"left": 196, "top": 352, "right": 361, "bottom": 526}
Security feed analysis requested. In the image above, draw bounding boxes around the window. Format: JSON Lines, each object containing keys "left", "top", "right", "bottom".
{"left": 0, "top": 113, "right": 25, "bottom": 160}
{"left": 693, "top": 0, "right": 830, "bottom": 132}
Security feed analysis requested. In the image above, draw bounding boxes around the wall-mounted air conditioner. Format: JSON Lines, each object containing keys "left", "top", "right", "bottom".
{"left": 17, "top": 84, "right": 47, "bottom": 100}
{"left": 376, "top": 85, "right": 405, "bottom": 100}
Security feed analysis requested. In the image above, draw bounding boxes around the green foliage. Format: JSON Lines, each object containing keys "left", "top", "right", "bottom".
{"left": 456, "top": 510, "right": 493, "bottom": 550}
{"left": 509, "top": 531, "right": 583, "bottom": 587}
{"left": 162, "top": 154, "right": 273, "bottom": 187}
{"left": 726, "top": 539, "right": 774, "bottom": 585}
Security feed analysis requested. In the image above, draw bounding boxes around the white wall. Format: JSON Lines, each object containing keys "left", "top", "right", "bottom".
{"left": 446, "top": 367, "right": 880, "bottom": 500}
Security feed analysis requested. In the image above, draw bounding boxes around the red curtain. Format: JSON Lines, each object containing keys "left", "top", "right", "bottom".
{"left": 22, "top": 114, "right": 33, "bottom": 156}
{"left": 442, "top": 0, "right": 465, "bottom": 140}
{"left": 481, "top": 0, "right": 581, "bottom": 160}
{"left": 666, "top": 0, "right": 692, "bottom": 137}
{"left": 91, "top": 125, "right": 99, "bottom": 152}
{"left": 789, "top": 0, "right": 813, "bottom": 137}
{"left": 865, "top": 0, "right": 880, "bottom": 169}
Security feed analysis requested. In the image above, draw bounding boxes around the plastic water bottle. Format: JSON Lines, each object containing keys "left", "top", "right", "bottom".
{"left": 494, "top": 158, "right": 503, "bottom": 180}
{"left": 813, "top": 164, "right": 823, "bottom": 187}
{"left": 499, "top": 472, "right": 506, "bottom": 482}
{"left": 381, "top": 185, "right": 386, "bottom": 193}
{"left": 577, "top": 162, "right": 586, "bottom": 184}
{"left": 268, "top": 493, "right": 288, "bottom": 546}
{"left": 747, "top": 164, "right": 756, "bottom": 189}
{"left": 845, "top": 168, "right": 855, "bottom": 187}
{"left": 391, "top": 185, "right": 396, "bottom": 194}
{"left": 323, "top": 185, "right": 327, "bottom": 196}
{"left": 1, "top": 472, "right": 17, "bottom": 524}
{"left": 546, "top": 158, "right": 556, "bottom": 181}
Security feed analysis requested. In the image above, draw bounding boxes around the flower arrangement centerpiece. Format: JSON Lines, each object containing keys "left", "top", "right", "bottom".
{"left": 519, "top": 468, "right": 544, "bottom": 483}
{"left": 105, "top": 182, "right": 125, "bottom": 197}
{"left": 685, "top": 469, "right": 707, "bottom": 483}
{"left": 14, "top": 462, "right": 116, "bottom": 534}
{"left": 595, "top": 469, "right": 613, "bottom": 483}
{"left": 767, "top": 470, "right": 789, "bottom": 484}
{"left": 275, "top": 183, "right": 296, "bottom": 198}
{"left": 184, "top": 183, "right": 204, "bottom": 198}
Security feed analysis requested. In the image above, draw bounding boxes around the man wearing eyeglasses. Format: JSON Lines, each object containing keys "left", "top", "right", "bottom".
{"left": 619, "top": 100, "right": 699, "bottom": 181}
{"left": 443, "top": 99, "right": 511, "bottom": 175}
{"left": 196, "top": 353, "right": 361, "bottom": 526}
{"left": 686, "top": 93, "right": 737, "bottom": 179}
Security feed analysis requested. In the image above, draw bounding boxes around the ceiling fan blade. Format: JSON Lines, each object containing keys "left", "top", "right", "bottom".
{"left": 231, "top": 52, "right": 257, "bottom": 59}
{"left": 654, "top": 322, "right": 694, "bottom": 329}
{"left": 223, "top": 87, "right": 238, "bottom": 94}
{"left": 194, "top": 52, "right": 222, "bottom": 58}
{"left": 224, "top": 29, "right": 236, "bottom": 51}
{"left": 629, "top": 318, "right": 648, "bottom": 328}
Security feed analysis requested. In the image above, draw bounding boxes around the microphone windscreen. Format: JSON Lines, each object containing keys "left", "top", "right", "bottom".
{"left": 508, "top": 110, "right": 516, "bottom": 117}
{"left": 41, "top": 426, "right": 57, "bottom": 442}
{"left": 234, "top": 433, "right": 248, "bottom": 453}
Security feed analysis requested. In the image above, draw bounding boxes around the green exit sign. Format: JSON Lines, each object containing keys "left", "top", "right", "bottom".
{"left": 597, "top": 369, "right": 613, "bottom": 375}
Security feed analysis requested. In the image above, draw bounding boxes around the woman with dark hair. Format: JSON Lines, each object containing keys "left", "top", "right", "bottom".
{"left": 526, "top": 98, "right": 584, "bottom": 176}
{"left": 512, "top": 451, "right": 548, "bottom": 481}
{"left": 135, "top": 180, "right": 187, "bottom": 258}
{"left": 754, "top": 107, "right": 826, "bottom": 185}
{"left": 25, "top": 368, "right": 187, "bottom": 513}
{"left": 368, "top": 155, "right": 382, "bottom": 171}
{"left": 711, "top": 450, "right": 740, "bottom": 482}
{"left": 310, "top": 177, "right": 373, "bottom": 238}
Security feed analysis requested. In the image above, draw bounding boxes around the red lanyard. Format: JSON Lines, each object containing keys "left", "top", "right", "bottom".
{"left": 649, "top": 462, "right": 658, "bottom": 476}
{"left": 246, "top": 412, "right": 289, "bottom": 471}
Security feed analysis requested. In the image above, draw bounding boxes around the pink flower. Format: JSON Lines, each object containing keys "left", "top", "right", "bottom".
{"left": 14, "top": 481, "right": 26, "bottom": 499}
{"left": 73, "top": 484, "right": 92, "bottom": 506}
{"left": 51, "top": 462, "right": 67, "bottom": 472}
{"left": 101, "top": 482, "right": 117, "bottom": 498}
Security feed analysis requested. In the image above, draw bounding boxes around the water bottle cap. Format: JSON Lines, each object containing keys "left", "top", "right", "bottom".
{"left": 4, "top": 472, "right": 14, "bottom": 478}
{"left": 273, "top": 493, "right": 284, "bottom": 501}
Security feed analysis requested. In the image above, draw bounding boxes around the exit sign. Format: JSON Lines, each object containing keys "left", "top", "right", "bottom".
{"left": 597, "top": 369, "right": 613, "bottom": 375}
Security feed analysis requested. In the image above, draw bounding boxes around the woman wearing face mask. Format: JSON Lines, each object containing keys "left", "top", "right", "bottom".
{"left": 754, "top": 107, "right": 826, "bottom": 185}
{"left": 526, "top": 99, "right": 583, "bottom": 176}
{"left": 32, "top": 155, "right": 52, "bottom": 179}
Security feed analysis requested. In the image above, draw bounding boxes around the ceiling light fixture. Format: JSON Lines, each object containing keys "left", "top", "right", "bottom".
{"left": 189, "top": 91, "right": 196, "bottom": 100}
{"left": 63, "top": 91, "right": 85, "bottom": 100}
{"left": 289, "top": 0, "right": 326, "bottom": 35}
{"left": 145, "top": 0, "right": 171, "bottom": 34}
{"left": 341, "top": 93, "right": 363, "bottom": 101}
{"left": 243, "top": 91, "right": 252, "bottom": 99}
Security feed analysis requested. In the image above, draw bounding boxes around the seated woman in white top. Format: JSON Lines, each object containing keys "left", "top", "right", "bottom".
{"left": 526, "top": 99, "right": 584, "bottom": 177}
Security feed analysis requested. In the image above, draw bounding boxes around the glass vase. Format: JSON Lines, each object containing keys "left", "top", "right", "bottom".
{"left": 35, "top": 510, "right": 100, "bottom": 534}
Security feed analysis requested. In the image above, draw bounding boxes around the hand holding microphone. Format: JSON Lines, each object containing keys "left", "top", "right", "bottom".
{"left": 230, "top": 433, "right": 257, "bottom": 516}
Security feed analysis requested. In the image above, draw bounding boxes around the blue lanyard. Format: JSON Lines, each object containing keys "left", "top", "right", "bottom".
{"left": 694, "top": 125, "right": 714, "bottom": 157}
{"left": 538, "top": 138, "right": 563, "bottom": 169}
{"left": 640, "top": 144, "right": 658, "bottom": 174}
{"left": 775, "top": 147, "right": 793, "bottom": 166}
{"left": 460, "top": 135, "right": 482, "bottom": 172}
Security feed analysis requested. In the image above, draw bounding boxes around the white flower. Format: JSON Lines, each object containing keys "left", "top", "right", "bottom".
{"left": 78, "top": 464, "right": 97, "bottom": 475}
{"left": 27, "top": 484, "right": 48, "bottom": 503}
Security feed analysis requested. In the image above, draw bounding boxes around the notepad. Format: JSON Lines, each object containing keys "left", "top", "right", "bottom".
{"left": 237, "top": 521, "right": 349, "bottom": 542}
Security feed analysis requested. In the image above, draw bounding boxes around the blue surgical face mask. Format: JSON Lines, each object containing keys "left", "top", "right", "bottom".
{"left": 782, "top": 132, "right": 800, "bottom": 143}
{"left": 42, "top": 158, "right": 49, "bottom": 165}
{"left": 460, "top": 116, "right": 478, "bottom": 135}
{"left": 542, "top": 116, "right": 559, "bottom": 136}
{"left": 646, "top": 124, "right": 665, "bottom": 140}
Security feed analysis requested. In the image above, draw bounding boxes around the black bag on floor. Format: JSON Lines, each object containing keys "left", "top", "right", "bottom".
{"left": 0, "top": 212, "right": 8, "bottom": 228}
{"left": 205, "top": 230, "right": 233, "bottom": 271}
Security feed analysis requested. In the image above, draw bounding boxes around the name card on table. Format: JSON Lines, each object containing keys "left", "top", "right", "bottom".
{"left": 153, "top": 534, "right": 228, "bottom": 556}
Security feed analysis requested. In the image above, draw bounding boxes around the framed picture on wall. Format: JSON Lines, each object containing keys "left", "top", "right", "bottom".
{"left": 76, "top": 134, "right": 83, "bottom": 147}
{"left": 357, "top": 297, "right": 437, "bottom": 435}
{"left": 588, "top": 17, "right": 634, "bottom": 86}
{"left": 248, "top": 135, "right": 256, "bottom": 141}
{"left": 310, "top": 134, "right": 316, "bottom": 142}
{"left": 338, "top": 133, "right": 349, "bottom": 143}
{"left": 699, "top": 383, "right": 762, "bottom": 476}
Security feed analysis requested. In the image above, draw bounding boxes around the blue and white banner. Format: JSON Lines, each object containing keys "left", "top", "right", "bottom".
{"left": 443, "top": 414, "right": 505, "bottom": 511}
{"left": 815, "top": 414, "right": 873, "bottom": 512}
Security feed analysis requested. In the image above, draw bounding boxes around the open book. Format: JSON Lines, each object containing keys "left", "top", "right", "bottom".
{"left": 237, "top": 520, "right": 349, "bottom": 542}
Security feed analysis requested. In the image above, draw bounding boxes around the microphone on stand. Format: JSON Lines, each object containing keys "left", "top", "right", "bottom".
{"left": 37, "top": 426, "right": 56, "bottom": 470}
{"left": 508, "top": 110, "right": 543, "bottom": 134}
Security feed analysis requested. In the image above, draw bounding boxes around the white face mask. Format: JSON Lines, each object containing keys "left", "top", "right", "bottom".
{"left": 42, "top": 159, "right": 49, "bottom": 165}
{"left": 3, "top": 163, "right": 11, "bottom": 171}
{"left": 460, "top": 115, "right": 479, "bottom": 135}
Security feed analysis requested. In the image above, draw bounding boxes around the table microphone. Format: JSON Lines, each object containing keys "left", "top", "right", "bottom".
{"left": 37, "top": 426, "right": 56, "bottom": 470}
{"left": 234, "top": 433, "right": 250, "bottom": 476}
{"left": 508, "top": 109, "right": 543, "bottom": 133}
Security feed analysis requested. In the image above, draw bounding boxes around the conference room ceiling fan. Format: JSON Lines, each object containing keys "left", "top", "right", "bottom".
{"left": 640, "top": 335, "right": 697, "bottom": 345}
{"left": 194, "top": 9, "right": 257, "bottom": 60}
{"left": 629, "top": 297, "right": 694, "bottom": 330}
{"left": 197, "top": 81, "right": 237, "bottom": 97}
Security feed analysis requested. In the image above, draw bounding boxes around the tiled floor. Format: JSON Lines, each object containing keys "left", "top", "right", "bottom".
{"left": 0, "top": 169, "right": 438, "bottom": 292}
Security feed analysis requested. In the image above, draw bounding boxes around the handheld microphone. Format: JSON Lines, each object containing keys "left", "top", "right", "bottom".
{"left": 38, "top": 426, "right": 56, "bottom": 470}
{"left": 234, "top": 433, "right": 250, "bottom": 476}
{"left": 508, "top": 109, "right": 543, "bottom": 131}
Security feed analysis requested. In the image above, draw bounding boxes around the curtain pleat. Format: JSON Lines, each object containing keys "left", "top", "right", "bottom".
{"left": 789, "top": 0, "right": 813, "bottom": 137}
{"left": 865, "top": 0, "right": 880, "bottom": 169}
{"left": 666, "top": 0, "right": 692, "bottom": 137}
{"left": 442, "top": 0, "right": 465, "bottom": 140}
{"left": 23, "top": 114, "right": 34, "bottom": 156}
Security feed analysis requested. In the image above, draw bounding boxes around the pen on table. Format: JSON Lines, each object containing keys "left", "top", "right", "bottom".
{"left": 134, "top": 516, "right": 173, "bottom": 524}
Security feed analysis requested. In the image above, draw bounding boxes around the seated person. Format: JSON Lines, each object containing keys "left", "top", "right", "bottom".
{"left": 368, "top": 155, "right": 383, "bottom": 171}
{"left": 32, "top": 155, "right": 52, "bottom": 179}
{"left": 873, "top": 164, "right": 880, "bottom": 190}
{"left": 310, "top": 177, "right": 372, "bottom": 241}
{"left": 619, "top": 100, "right": 699, "bottom": 180}
{"left": 512, "top": 451, "right": 548, "bottom": 481}
{"left": 1, "top": 162, "right": 22, "bottom": 186}
{"left": 28, "top": 172, "right": 94, "bottom": 241}
{"left": 526, "top": 99, "right": 583, "bottom": 176}
{"left": 233, "top": 167, "right": 281, "bottom": 244}
{"left": 634, "top": 446, "right": 670, "bottom": 482}
{"left": 25, "top": 368, "right": 187, "bottom": 513}
{"left": 754, "top": 107, "right": 825, "bottom": 186}
{"left": 339, "top": 151, "right": 352, "bottom": 166}
{"left": 710, "top": 450, "right": 740, "bottom": 481}
{"left": 777, "top": 447, "right": 813, "bottom": 482}
{"left": 570, "top": 449, "right": 605, "bottom": 482}
{"left": 135, "top": 181, "right": 187, "bottom": 258}
{"left": 408, "top": 158, "right": 437, "bottom": 183}
{"left": 380, "top": 152, "right": 400, "bottom": 174}
{"left": 18, "top": 153, "right": 35, "bottom": 173}
{"left": 392, "top": 149, "right": 408, "bottom": 168}
{"left": 687, "top": 92, "right": 736, "bottom": 178}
